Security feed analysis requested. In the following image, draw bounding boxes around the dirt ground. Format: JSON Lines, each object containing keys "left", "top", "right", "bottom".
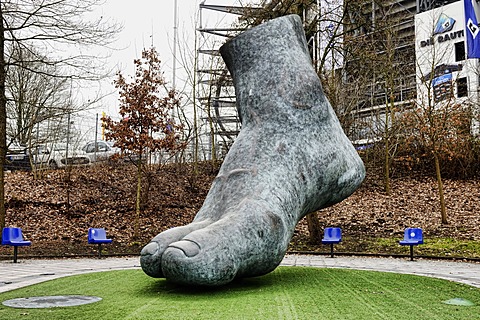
{"left": 1, "top": 161, "right": 479, "bottom": 259}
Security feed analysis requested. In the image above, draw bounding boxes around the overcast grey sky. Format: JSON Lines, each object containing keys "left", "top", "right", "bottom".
{"left": 100, "top": 0, "right": 182, "bottom": 78}
{"left": 87, "top": 1, "right": 240, "bottom": 116}
{"left": 75, "top": 0, "right": 242, "bottom": 140}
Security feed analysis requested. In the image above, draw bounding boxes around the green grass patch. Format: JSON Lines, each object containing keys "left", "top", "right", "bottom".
{"left": 0, "top": 267, "right": 479, "bottom": 319}
{"left": 289, "top": 236, "right": 480, "bottom": 259}
{"left": 367, "top": 237, "right": 480, "bottom": 258}
{"left": 421, "top": 238, "right": 480, "bottom": 257}
{"left": 304, "top": 237, "right": 480, "bottom": 259}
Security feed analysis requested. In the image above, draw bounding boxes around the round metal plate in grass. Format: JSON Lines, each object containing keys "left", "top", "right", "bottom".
{"left": 2, "top": 295, "right": 102, "bottom": 308}
{"left": 442, "top": 298, "right": 475, "bottom": 306}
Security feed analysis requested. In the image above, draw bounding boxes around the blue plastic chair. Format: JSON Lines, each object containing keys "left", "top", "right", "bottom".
{"left": 322, "top": 227, "right": 342, "bottom": 258}
{"left": 88, "top": 228, "right": 112, "bottom": 258}
{"left": 399, "top": 228, "right": 424, "bottom": 261}
{"left": 1, "top": 227, "right": 31, "bottom": 263}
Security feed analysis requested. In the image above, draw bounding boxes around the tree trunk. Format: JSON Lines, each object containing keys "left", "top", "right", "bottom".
{"left": 0, "top": 4, "right": 7, "bottom": 229}
{"left": 384, "top": 112, "right": 391, "bottom": 195}
{"left": 306, "top": 212, "right": 323, "bottom": 244}
{"left": 134, "top": 154, "right": 143, "bottom": 240}
{"left": 384, "top": 139, "right": 391, "bottom": 195}
{"left": 141, "top": 169, "right": 152, "bottom": 210}
{"left": 434, "top": 152, "right": 448, "bottom": 224}
{"left": 384, "top": 90, "right": 397, "bottom": 196}
{"left": 192, "top": 33, "right": 199, "bottom": 175}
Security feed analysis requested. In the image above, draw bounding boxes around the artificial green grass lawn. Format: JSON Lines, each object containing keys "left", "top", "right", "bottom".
{"left": 0, "top": 267, "right": 479, "bottom": 320}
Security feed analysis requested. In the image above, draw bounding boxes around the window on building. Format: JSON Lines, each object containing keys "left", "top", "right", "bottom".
{"left": 457, "top": 77, "right": 468, "bottom": 97}
{"left": 455, "top": 42, "right": 466, "bottom": 61}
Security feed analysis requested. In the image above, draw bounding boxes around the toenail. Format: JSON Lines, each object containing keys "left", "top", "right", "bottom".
{"left": 169, "top": 240, "right": 201, "bottom": 257}
{"left": 141, "top": 242, "right": 159, "bottom": 256}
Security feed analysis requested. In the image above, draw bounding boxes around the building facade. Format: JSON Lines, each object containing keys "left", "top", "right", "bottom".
{"left": 415, "top": 0, "right": 479, "bottom": 118}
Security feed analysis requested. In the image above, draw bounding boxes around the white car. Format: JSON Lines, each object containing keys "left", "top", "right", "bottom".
{"left": 34, "top": 145, "right": 65, "bottom": 169}
{"left": 58, "top": 141, "right": 119, "bottom": 167}
{"left": 26, "top": 141, "right": 118, "bottom": 169}
{"left": 5, "top": 141, "right": 119, "bottom": 170}
{"left": 6, "top": 144, "right": 67, "bottom": 170}
{"left": 51, "top": 144, "right": 86, "bottom": 168}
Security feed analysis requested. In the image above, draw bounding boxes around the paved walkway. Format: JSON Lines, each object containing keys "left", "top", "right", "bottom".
{"left": 1, "top": 254, "right": 479, "bottom": 293}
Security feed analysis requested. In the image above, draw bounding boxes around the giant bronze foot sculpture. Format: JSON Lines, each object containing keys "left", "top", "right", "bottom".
{"left": 141, "top": 14, "right": 365, "bottom": 286}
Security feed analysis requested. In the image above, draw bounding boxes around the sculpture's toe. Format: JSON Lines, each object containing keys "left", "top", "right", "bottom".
{"left": 167, "top": 239, "right": 201, "bottom": 257}
{"left": 140, "top": 241, "right": 164, "bottom": 278}
{"left": 140, "top": 221, "right": 210, "bottom": 278}
{"left": 161, "top": 240, "right": 238, "bottom": 286}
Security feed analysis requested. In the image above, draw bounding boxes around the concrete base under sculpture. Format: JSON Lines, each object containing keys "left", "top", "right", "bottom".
{"left": 140, "top": 14, "right": 365, "bottom": 286}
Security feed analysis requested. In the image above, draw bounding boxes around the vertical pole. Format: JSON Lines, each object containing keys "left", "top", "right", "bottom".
{"left": 172, "top": 0, "right": 178, "bottom": 89}
{"left": 94, "top": 113, "right": 98, "bottom": 163}
{"left": 410, "top": 245, "right": 414, "bottom": 261}
{"left": 330, "top": 244, "right": 334, "bottom": 258}
{"left": 65, "top": 113, "right": 71, "bottom": 213}
{"left": 35, "top": 121, "right": 40, "bottom": 172}
{"left": 66, "top": 113, "right": 71, "bottom": 163}
{"left": 172, "top": 0, "right": 179, "bottom": 163}
{"left": 13, "top": 246, "right": 18, "bottom": 263}
{"left": 101, "top": 112, "right": 106, "bottom": 141}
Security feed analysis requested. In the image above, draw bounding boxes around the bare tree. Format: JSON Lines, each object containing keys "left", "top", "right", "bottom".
{"left": 0, "top": 0, "right": 122, "bottom": 229}
{"left": 340, "top": 0, "right": 418, "bottom": 195}
{"left": 402, "top": 56, "right": 470, "bottom": 224}
{"left": 6, "top": 44, "right": 69, "bottom": 146}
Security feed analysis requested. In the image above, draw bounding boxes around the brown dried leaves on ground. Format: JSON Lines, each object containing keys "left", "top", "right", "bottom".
{"left": 1, "top": 162, "right": 479, "bottom": 258}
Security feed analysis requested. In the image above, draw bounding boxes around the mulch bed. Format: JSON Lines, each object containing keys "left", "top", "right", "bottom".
{"left": 2, "top": 161, "right": 479, "bottom": 259}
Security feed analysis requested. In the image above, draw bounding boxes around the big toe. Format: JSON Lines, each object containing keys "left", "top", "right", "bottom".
{"left": 140, "top": 221, "right": 212, "bottom": 278}
{"left": 167, "top": 239, "right": 201, "bottom": 257}
{"left": 161, "top": 238, "right": 238, "bottom": 286}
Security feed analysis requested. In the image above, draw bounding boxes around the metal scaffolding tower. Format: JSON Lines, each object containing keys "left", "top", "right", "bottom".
{"left": 196, "top": 3, "right": 253, "bottom": 156}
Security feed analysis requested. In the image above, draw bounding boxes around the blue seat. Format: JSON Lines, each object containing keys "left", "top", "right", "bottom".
{"left": 399, "top": 228, "right": 424, "bottom": 261}
{"left": 322, "top": 227, "right": 342, "bottom": 258}
{"left": 88, "top": 228, "right": 112, "bottom": 258}
{"left": 1, "top": 227, "right": 31, "bottom": 263}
